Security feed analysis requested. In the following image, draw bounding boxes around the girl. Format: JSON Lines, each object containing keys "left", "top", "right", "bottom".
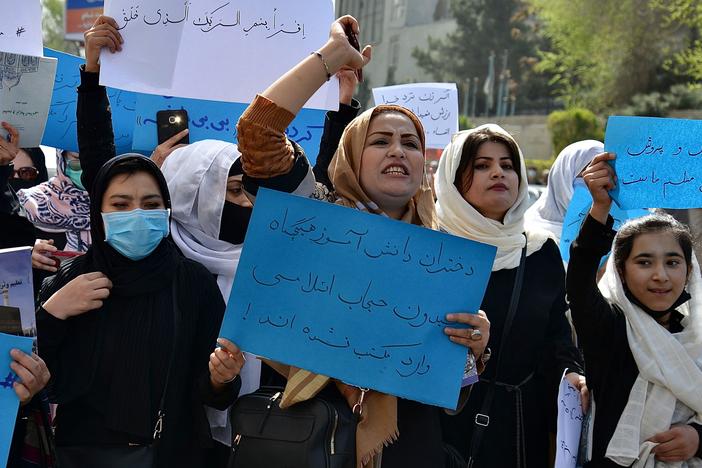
{"left": 567, "top": 151, "right": 702, "bottom": 467}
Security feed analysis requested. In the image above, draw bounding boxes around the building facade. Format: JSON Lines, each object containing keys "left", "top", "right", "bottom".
{"left": 335, "top": 0, "right": 456, "bottom": 103}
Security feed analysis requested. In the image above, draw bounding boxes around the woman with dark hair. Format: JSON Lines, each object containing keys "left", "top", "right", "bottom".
{"left": 568, "top": 152, "right": 702, "bottom": 467}
{"left": 436, "top": 125, "right": 585, "bottom": 467}
{"left": 0, "top": 122, "right": 49, "bottom": 249}
{"left": 36, "top": 154, "right": 243, "bottom": 468}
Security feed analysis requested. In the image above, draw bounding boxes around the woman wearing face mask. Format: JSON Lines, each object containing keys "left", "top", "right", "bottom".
{"left": 525, "top": 140, "right": 604, "bottom": 243}
{"left": 435, "top": 125, "right": 585, "bottom": 468}
{"left": 235, "top": 15, "right": 491, "bottom": 467}
{"left": 36, "top": 154, "right": 243, "bottom": 468}
{"left": 18, "top": 149, "right": 92, "bottom": 273}
{"left": 568, "top": 152, "right": 702, "bottom": 467}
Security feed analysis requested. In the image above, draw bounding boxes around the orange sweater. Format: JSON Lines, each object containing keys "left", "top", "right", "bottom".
{"left": 236, "top": 95, "right": 298, "bottom": 179}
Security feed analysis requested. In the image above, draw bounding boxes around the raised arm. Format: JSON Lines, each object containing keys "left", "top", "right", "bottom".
{"left": 566, "top": 152, "right": 620, "bottom": 356}
{"left": 77, "top": 16, "right": 123, "bottom": 196}
{"left": 313, "top": 69, "right": 361, "bottom": 191}
{"left": 237, "top": 16, "right": 371, "bottom": 186}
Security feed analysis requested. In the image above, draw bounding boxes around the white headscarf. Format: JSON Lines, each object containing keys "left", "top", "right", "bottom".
{"left": 525, "top": 140, "right": 604, "bottom": 240}
{"left": 601, "top": 243, "right": 702, "bottom": 467}
{"left": 435, "top": 124, "right": 551, "bottom": 271}
{"left": 161, "top": 139, "right": 261, "bottom": 445}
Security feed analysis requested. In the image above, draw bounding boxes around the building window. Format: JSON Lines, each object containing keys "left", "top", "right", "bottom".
{"left": 390, "top": 0, "right": 406, "bottom": 22}
{"left": 389, "top": 35, "right": 400, "bottom": 68}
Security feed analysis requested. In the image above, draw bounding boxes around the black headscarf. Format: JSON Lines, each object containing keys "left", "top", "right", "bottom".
{"left": 23, "top": 147, "right": 49, "bottom": 183}
{"left": 85, "top": 154, "right": 178, "bottom": 295}
{"left": 40, "top": 154, "right": 183, "bottom": 439}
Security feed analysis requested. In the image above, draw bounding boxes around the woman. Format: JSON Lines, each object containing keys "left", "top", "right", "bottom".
{"left": 435, "top": 125, "right": 586, "bottom": 467}
{"left": 525, "top": 140, "right": 604, "bottom": 241}
{"left": 0, "top": 123, "right": 49, "bottom": 249}
{"left": 234, "top": 15, "right": 490, "bottom": 467}
{"left": 567, "top": 152, "right": 702, "bottom": 467}
{"left": 36, "top": 154, "right": 244, "bottom": 468}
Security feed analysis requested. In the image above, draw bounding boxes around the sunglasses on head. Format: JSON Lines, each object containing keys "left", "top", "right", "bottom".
{"left": 13, "top": 166, "right": 39, "bottom": 180}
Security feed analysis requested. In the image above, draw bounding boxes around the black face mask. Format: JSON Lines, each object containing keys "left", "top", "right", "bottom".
{"left": 218, "top": 201, "right": 253, "bottom": 245}
{"left": 7, "top": 178, "right": 38, "bottom": 193}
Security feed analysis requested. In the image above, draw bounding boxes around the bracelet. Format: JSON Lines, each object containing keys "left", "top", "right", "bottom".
{"left": 311, "top": 51, "right": 331, "bottom": 81}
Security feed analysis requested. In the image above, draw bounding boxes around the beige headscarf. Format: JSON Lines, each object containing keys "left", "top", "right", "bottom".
{"left": 435, "top": 124, "right": 551, "bottom": 271}
{"left": 273, "top": 105, "right": 437, "bottom": 467}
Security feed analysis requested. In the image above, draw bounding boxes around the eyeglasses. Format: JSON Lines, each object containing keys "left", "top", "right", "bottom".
{"left": 12, "top": 166, "right": 39, "bottom": 181}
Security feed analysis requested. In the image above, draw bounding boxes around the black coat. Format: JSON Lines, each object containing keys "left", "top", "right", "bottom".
{"left": 441, "top": 239, "right": 584, "bottom": 468}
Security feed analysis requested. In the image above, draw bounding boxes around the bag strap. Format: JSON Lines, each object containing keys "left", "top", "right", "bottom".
{"left": 152, "top": 280, "right": 179, "bottom": 442}
{"left": 467, "top": 242, "right": 527, "bottom": 468}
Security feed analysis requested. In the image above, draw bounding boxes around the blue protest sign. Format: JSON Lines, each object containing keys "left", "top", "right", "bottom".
{"left": 606, "top": 116, "right": 702, "bottom": 209}
{"left": 0, "top": 332, "right": 34, "bottom": 468}
{"left": 560, "top": 184, "right": 649, "bottom": 263}
{"left": 220, "top": 189, "right": 497, "bottom": 409}
{"left": 132, "top": 94, "right": 326, "bottom": 164}
{"left": 42, "top": 48, "right": 137, "bottom": 155}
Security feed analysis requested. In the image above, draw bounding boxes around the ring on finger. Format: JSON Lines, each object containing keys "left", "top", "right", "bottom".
{"left": 470, "top": 329, "right": 482, "bottom": 341}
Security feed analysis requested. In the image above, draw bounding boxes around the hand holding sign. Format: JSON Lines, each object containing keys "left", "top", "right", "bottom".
{"left": 0, "top": 122, "right": 20, "bottom": 165}
{"left": 84, "top": 16, "right": 124, "bottom": 73}
{"left": 9, "top": 349, "right": 49, "bottom": 405}
{"left": 582, "top": 152, "right": 616, "bottom": 224}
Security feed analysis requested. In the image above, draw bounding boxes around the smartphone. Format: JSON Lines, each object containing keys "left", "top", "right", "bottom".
{"left": 343, "top": 23, "right": 363, "bottom": 83}
{"left": 48, "top": 250, "right": 82, "bottom": 268}
{"left": 157, "top": 109, "right": 190, "bottom": 145}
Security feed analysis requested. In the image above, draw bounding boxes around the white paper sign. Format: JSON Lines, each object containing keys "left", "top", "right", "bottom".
{"left": 555, "top": 369, "right": 583, "bottom": 468}
{"left": 372, "top": 83, "right": 459, "bottom": 149}
{"left": 0, "top": 0, "right": 43, "bottom": 57}
{"left": 100, "top": 0, "right": 339, "bottom": 110}
{"left": 0, "top": 53, "right": 58, "bottom": 147}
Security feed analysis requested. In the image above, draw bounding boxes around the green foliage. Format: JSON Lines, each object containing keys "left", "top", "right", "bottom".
{"left": 547, "top": 108, "right": 604, "bottom": 157}
{"left": 458, "top": 115, "right": 473, "bottom": 130}
{"left": 42, "top": 0, "right": 82, "bottom": 54}
{"left": 412, "top": 0, "right": 554, "bottom": 113}
{"left": 530, "top": 0, "right": 689, "bottom": 112}
{"left": 620, "top": 84, "right": 702, "bottom": 117}
{"left": 525, "top": 158, "right": 553, "bottom": 173}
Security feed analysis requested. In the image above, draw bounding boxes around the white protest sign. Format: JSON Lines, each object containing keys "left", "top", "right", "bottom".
{"left": 555, "top": 369, "right": 583, "bottom": 468}
{"left": 0, "top": 0, "right": 43, "bottom": 57}
{"left": 0, "top": 53, "right": 57, "bottom": 147}
{"left": 100, "top": 0, "right": 339, "bottom": 111}
{"left": 372, "top": 83, "right": 459, "bottom": 149}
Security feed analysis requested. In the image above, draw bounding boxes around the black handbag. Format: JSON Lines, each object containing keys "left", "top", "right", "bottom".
{"left": 228, "top": 386, "right": 356, "bottom": 468}
{"left": 55, "top": 282, "right": 180, "bottom": 468}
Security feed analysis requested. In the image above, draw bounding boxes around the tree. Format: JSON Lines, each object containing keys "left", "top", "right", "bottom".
{"left": 651, "top": 0, "right": 702, "bottom": 82}
{"left": 530, "top": 0, "right": 691, "bottom": 111}
{"left": 42, "top": 0, "right": 82, "bottom": 54}
{"left": 412, "top": 0, "right": 555, "bottom": 114}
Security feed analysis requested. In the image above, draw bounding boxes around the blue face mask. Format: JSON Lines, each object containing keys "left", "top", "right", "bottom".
{"left": 102, "top": 208, "right": 170, "bottom": 261}
{"left": 65, "top": 166, "right": 85, "bottom": 190}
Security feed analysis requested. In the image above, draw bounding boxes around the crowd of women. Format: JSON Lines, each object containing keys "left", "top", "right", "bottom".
{"left": 2, "top": 12, "right": 702, "bottom": 468}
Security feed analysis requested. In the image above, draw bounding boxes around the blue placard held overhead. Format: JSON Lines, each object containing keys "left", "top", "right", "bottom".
{"left": 559, "top": 184, "right": 649, "bottom": 264}
{"left": 220, "top": 189, "right": 497, "bottom": 409}
{"left": 42, "top": 48, "right": 138, "bottom": 155}
{"left": 0, "top": 332, "right": 34, "bottom": 468}
{"left": 606, "top": 116, "right": 702, "bottom": 209}
{"left": 131, "top": 94, "right": 327, "bottom": 164}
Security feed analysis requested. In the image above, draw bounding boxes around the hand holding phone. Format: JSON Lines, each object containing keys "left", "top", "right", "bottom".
{"left": 343, "top": 23, "right": 363, "bottom": 82}
{"left": 157, "top": 110, "right": 190, "bottom": 145}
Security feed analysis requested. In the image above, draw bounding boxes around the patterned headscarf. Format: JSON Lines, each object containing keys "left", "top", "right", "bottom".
{"left": 17, "top": 150, "right": 91, "bottom": 251}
